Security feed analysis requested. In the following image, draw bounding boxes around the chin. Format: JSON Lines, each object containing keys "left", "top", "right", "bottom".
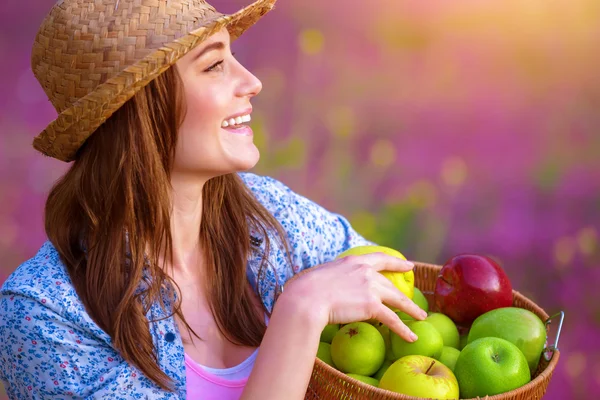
{"left": 234, "top": 159, "right": 260, "bottom": 172}
{"left": 229, "top": 148, "right": 260, "bottom": 171}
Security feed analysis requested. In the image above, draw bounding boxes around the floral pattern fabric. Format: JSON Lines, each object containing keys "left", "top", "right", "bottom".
{"left": 0, "top": 173, "right": 375, "bottom": 399}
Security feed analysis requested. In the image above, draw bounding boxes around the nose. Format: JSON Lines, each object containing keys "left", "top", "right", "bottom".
{"left": 235, "top": 61, "right": 262, "bottom": 98}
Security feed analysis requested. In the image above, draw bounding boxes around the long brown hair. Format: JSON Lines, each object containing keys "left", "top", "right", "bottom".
{"left": 43, "top": 66, "right": 292, "bottom": 390}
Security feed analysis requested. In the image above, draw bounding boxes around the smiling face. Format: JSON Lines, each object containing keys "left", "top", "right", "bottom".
{"left": 172, "top": 28, "right": 263, "bottom": 180}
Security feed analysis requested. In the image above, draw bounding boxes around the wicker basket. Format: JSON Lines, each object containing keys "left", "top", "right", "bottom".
{"left": 301, "top": 261, "right": 561, "bottom": 400}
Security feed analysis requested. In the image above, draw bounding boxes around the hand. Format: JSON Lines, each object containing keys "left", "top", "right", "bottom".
{"left": 281, "top": 253, "right": 427, "bottom": 342}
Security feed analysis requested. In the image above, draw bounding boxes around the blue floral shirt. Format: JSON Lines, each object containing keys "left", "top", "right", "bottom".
{"left": 0, "top": 173, "right": 374, "bottom": 399}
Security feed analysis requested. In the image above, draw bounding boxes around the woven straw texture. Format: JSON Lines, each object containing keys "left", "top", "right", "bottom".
{"left": 31, "top": 0, "right": 276, "bottom": 162}
{"left": 297, "top": 261, "right": 560, "bottom": 400}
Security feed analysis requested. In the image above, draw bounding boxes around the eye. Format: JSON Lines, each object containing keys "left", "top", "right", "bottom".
{"left": 204, "top": 60, "right": 224, "bottom": 73}
{"left": 202, "top": 52, "right": 236, "bottom": 73}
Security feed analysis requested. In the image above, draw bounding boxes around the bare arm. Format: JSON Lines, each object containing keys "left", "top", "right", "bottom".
{"left": 240, "top": 291, "right": 323, "bottom": 400}
{"left": 241, "top": 253, "right": 428, "bottom": 400}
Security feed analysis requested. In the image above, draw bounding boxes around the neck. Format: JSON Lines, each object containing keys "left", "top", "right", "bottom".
{"left": 165, "top": 173, "right": 209, "bottom": 273}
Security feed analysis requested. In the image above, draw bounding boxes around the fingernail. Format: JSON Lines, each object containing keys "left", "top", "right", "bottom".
{"left": 406, "top": 261, "right": 415, "bottom": 268}
{"left": 410, "top": 332, "right": 418, "bottom": 342}
{"left": 420, "top": 310, "right": 428, "bottom": 319}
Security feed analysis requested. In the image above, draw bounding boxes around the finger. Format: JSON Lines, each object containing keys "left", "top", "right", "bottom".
{"left": 375, "top": 274, "right": 427, "bottom": 321}
{"left": 374, "top": 304, "right": 418, "bottom": 342}
{"left": 341, "top": 252, "right": 415, "bottom": 272}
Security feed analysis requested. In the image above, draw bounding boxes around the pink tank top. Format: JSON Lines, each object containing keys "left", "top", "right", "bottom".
{"left": 185, "top": 315, "right": 268, "bottom": 399}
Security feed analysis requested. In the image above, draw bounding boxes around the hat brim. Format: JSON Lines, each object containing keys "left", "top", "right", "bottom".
{"left": 33, "top": 0, "right": 276, "bottom": 162}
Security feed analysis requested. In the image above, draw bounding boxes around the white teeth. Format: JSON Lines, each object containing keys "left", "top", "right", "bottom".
{"left": 222, "top": 114, "right": 251, "bottom": 128}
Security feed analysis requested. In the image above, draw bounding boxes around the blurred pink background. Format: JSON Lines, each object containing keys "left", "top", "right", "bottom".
{"left": 1, "top": 0, "right": 599, "bottom": 398}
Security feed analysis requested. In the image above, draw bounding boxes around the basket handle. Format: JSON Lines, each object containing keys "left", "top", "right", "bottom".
{"left": 542, "top": 310, "right": 564, "bottom": 362}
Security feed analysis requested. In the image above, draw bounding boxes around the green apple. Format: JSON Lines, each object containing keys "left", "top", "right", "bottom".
{"left": 374, "top": 323, "right": 396, "bottom": 361}
{"left": 320, "top": 323, "right": 340, "bottom": 343}
{"left": 396, "top": 287, "right": 429, "bottom": 320}
{"left": 454, "top": 337, "right": 531, "bottom": 398}
{"left": 372, "top": 359, "right": 393, "bottom": 380}
{"left": 467, "top": 307, "right": 547, "bottom": 374}
{"left": 437, "top": 346, "right": 461, "bottom": 372}
{"left": 425, "top": 312, "right": 460, "bottom": 349}
{"left": 379, "top": 355, "right": 459, "bottom": 399}
{"left": 347, "top": 373, "right": 379, "bottom": 387}
{"left": 390, "top": 320, "right": 443, "bottom": 360}
{"left": 317, "top": 342, "right": 335, "bottom": 367}
{"left": 330, "top": 322, "right": 385, "bottom": 376}
{"left": 337, "top": 245, "right": 414, "bottom": 300}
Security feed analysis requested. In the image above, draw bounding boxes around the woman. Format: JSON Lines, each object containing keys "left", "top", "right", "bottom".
{"left": 0, "top": 0, "right": 425, "bottom": 398}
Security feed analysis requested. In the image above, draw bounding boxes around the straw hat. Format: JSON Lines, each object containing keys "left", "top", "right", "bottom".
{"left": 31, "top": 0, "right": 277, "bottom": 162}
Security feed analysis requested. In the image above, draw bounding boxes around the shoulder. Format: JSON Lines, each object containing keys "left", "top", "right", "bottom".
{"left": 238, "top": 172, "right": 343, "bottom": 229}
{"left": 238, "top": 172, "right": 295, "bottom": 212}
{"left": 2, "top": 241, "right": 75, "bottom": 304}
{"left": 0, "top": 241, "right": 110, "bottom": 342}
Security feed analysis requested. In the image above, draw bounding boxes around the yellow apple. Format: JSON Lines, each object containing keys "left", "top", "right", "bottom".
{"left": 337, "top": 245, "right": 414, "bottom": 301}
{"left": 379, "top": 355, "right": 459, "bottom": 399}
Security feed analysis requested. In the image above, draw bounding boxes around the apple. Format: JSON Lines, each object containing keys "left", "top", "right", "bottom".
{"left": 454, "top": 337, "right": 531, "bottom": 398}
{"left": 437, "top": 346, "right": 461, "bottom": 372}
{"left": 434, "top": 254, "right": 513, "bottom": 325}
{"left": 316, "top": 342, "right": 335, "bottom": 367}
{"left": 379, "top": 355, "right": 459, "bottom": 399}
{"left": 390, "top": 320, "right": 443, "bottom": 360}
{"left": 396, "top": 287, "right": 429, "bottom": 320}
{"left": 372, "top": 359, "right": 393, "bottom": 380}
{"left": 320, "top": 323, "right": 340, "bottom": 343}
{"left": 468, "top": 307, "right": 547, "bottom": 374}
{"left": 337, "top": 245, "right": 414, "bottom": 300}
{"left": 346, "top": 373, "right": 379, "bottom": 387}
{"left": 330, "top": 322, "right": 385, "bottom": 376}
{"left": 425, "top": 312, "right": 460, "bottom": 349}
{"left": 374, "top": 322, "right": 396, "bottom": 361}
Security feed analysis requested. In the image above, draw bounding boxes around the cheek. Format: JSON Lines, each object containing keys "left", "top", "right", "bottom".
{"left": 174, "top": 87, "right": 226, "bottom": 167}
{"left": 181, "top": 90, "right": 217, "bottom": 129}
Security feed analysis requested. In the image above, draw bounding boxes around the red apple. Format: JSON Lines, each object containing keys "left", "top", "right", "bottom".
{"left": 434, "top": 254, "right": 512, "bottom": 326}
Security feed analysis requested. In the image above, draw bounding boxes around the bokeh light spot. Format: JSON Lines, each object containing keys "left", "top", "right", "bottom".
{"left": 441, "top": 156, "right": 468, "bottom": 187}
{"left": 554, "top": 236, "right": 576, "bottom": 269}
{"left": 326, "top": 106, "right": 356, "bottom": 138}
{"left": 369, "top": 139, "right": 396, "bottom": 168}
{"left": 298, "top": 29, "right": 325, "bottom": 55}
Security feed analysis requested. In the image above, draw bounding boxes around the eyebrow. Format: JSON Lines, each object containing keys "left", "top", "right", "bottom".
{"left": 193, "top": 41, "right": 226, "bottom": 62}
